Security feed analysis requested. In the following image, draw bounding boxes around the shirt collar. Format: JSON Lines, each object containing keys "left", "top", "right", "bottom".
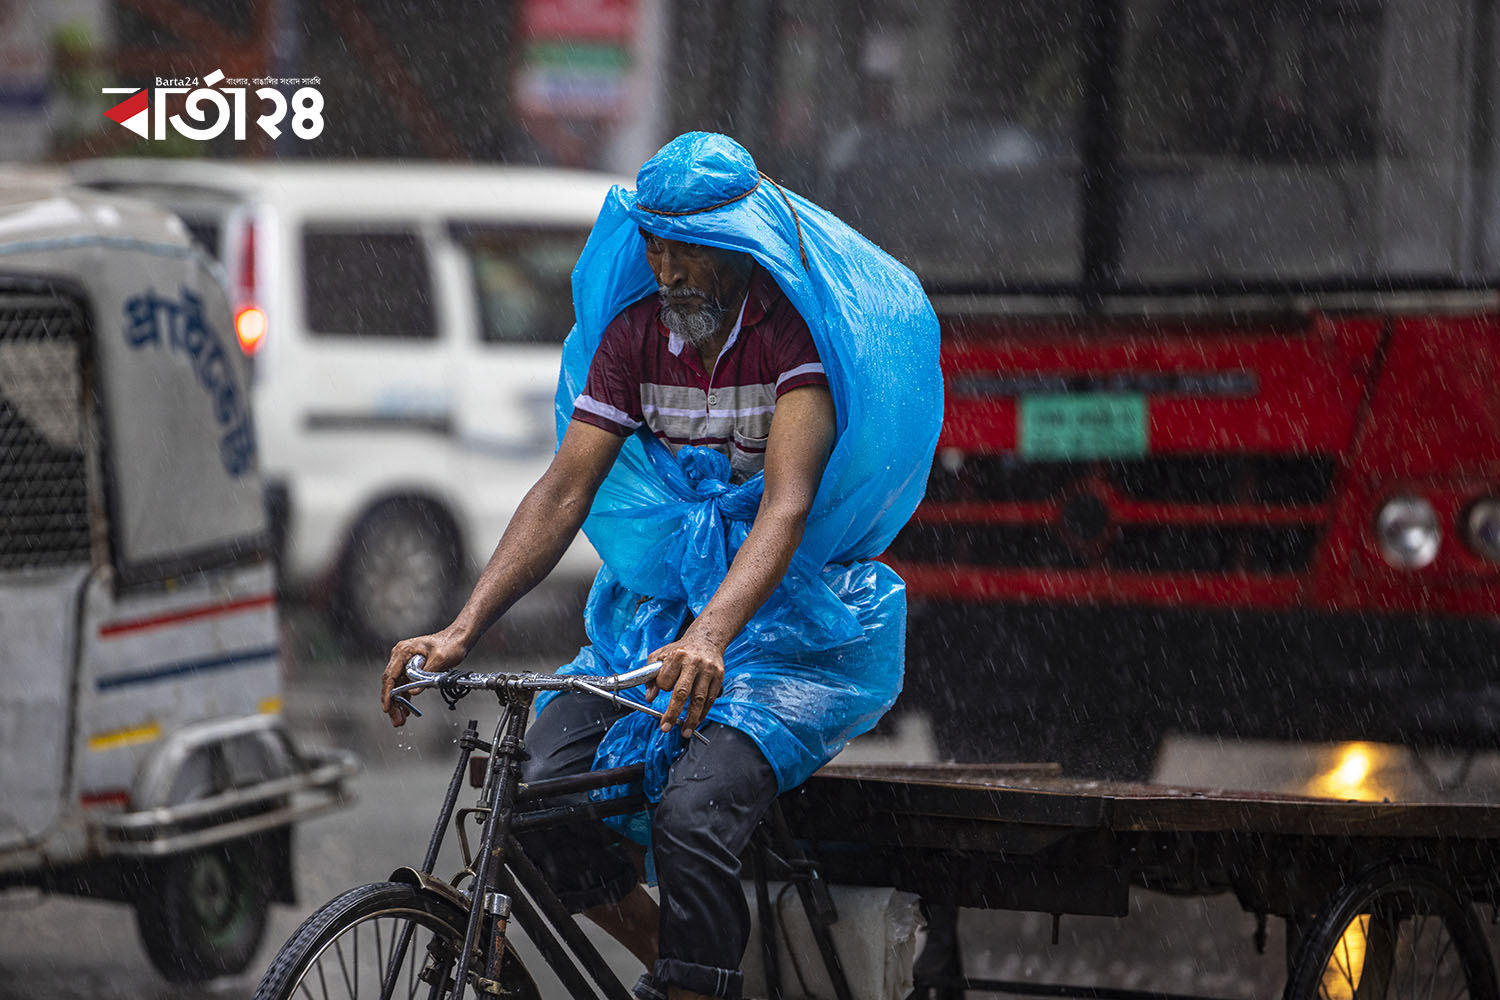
{"left": 740, "top": 266, "right": 771, "bottom": 327}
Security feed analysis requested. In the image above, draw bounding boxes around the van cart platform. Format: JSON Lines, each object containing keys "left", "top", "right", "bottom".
{"left": 776, "top": 763, "right": 1500, "bottom": 1000}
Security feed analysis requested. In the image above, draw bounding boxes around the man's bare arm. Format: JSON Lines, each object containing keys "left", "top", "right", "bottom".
{"left": 651, "top": 385, "right": 837, "bottom": 737}
{"left": 381, "top": 420, "right": 625, "bottom": 725}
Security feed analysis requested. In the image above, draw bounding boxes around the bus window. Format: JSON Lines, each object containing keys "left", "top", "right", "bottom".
{"left": 754, "top": 0, "right": 1085, "bottom": 287}
{"left": 1117, "top": 0, "right": 1476, "bottom": 284}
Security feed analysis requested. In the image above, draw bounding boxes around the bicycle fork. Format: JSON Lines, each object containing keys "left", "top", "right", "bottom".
{"left": 381, "top": 718, "right": 489, "bottom": 1000}
{"left": 378, "top": 705, "right": 528, "bottom": 1000}
{"left": 451, "top": 695, "right": 532, "bottom": 1000}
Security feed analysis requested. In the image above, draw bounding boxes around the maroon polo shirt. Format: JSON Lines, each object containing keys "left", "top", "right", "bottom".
{"left": 572, "top": 269, "right": 827, "bottom": 483}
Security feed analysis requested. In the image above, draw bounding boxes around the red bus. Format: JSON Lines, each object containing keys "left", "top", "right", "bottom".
{"left": 671, "top": 0, "right": 1500, "bottom": 775}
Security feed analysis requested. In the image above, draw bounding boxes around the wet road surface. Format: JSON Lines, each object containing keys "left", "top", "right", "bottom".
{"left": 6, "top": 606, "right": 1500, "bottom": 998}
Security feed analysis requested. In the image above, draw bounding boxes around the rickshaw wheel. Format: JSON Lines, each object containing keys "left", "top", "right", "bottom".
{"left": 335, "top": 499, "right": 462, "bottom": 650}
{"left": 1283, "top": 862, "right": 1498, "bottom": 1000}
{"left": 136, "top": 839, "right": 270, "bottom": 982}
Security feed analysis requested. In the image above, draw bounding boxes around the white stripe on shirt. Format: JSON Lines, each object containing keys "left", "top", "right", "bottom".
{"left": 574, "top": 393, "right": 642, "bottom": 429}
{"left": 642, "top": 403, "right": 777, "bottom": 419}
{"left": 775, "top": 362, "right": 826, "bottom": 390}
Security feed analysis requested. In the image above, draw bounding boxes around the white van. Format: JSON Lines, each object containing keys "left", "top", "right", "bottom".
{"left": 0, "top": 171, "right": 354, "bottom": 981}
{"left": 71, "top": 160, "right": 619, "bottom": 647}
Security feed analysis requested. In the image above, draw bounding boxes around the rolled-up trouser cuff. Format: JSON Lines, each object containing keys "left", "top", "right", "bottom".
{"left": 653, "top": 957, "right": 743, "bottom": 999}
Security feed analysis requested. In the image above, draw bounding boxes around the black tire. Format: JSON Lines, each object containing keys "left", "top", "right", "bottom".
{"left": 336, "top": 501, "right": 462, "bottom": 650}
{"left": 1283, "top": 863, "right": 1498, "bottom": 1000}
{"left": 255, "top": 881, "right": 538, "bottom": 1000}
{"left": 136, "top": 840, "right": 270, "bottom": 982}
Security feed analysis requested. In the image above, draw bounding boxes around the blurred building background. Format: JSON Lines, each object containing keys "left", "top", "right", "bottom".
{"left": 9, "top": 0, "right": 671, "bottom": 169}
{"left": 12, "top": 0, "right": 1490, "bottom": 292}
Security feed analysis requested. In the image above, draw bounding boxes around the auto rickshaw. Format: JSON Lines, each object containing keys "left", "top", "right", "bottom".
{"left": 0, "top": 171, "right": 356, "bottom": 981}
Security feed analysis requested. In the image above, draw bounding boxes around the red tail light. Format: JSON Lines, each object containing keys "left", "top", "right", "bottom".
{"left": 236, "top": 305, "right": 268, "bottom": 353}
{"left": 235, "top": 218, "right": 264, "bottom": 356}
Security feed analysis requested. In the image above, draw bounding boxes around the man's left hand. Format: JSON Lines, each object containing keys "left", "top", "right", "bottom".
{"left": 646, "top": 635, "right": 725, "bottom": 740}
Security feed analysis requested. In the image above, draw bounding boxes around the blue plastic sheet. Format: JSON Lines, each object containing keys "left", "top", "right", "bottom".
{"left": 542, "top": 132, "right": 942, "bottom": 816}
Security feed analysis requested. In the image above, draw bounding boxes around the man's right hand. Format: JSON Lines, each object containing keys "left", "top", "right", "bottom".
{"left": 382, "top": 629, "right": 470, "bottom": 727}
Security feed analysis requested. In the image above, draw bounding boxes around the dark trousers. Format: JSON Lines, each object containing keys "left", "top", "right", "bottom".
{"left": 514, "top": 693, "right": 778, "bottom": 999}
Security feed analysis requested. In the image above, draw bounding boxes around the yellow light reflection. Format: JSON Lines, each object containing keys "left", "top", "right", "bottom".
{"left": 1305, "top": 742, "right": 1400, "bottom": 802}
{"left": 1334, "top": 747, "right": 1370, "bottom": 788}
{"left": 1319, "top": 914, "right": 1370, "bottom": 1000}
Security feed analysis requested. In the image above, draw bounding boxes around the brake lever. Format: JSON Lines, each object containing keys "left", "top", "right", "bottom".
{"left": 573, "top": 678, "right": 710, "bottom": 745}
{"left": 390, "top": 677, "right": 442, "bottom": 698}
{"left": 392, "top": 694, "right": 423, "bottom": 718}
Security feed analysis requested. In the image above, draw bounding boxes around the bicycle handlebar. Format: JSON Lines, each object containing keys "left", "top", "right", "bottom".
{"left": 394, "top": 656, "right": 662, "bottom": 698}
{"left": 391, "top": 655, "right": 709, "bottom": 744}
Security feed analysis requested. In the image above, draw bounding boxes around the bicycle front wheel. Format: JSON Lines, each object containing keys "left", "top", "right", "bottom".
{"left": 254, "top": 881, "right": 536, "bottom": 1000}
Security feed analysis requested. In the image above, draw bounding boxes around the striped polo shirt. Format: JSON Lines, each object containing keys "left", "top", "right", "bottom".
{"left": 573, "top": 269, "right": 827, "bottom": 483}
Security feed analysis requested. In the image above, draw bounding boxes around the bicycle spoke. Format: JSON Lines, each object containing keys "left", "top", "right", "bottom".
{"left": 334, "top": 937, "right": 357, "bottom": 999}
{"left": 1338, "top": 925, "right": 1357, "bottom": 989}
{"left": 1322, "top": 918, "right": 1360, "bottom": 1000}
{"left": 315, "top": 953, "right": 331, "bottom": 1000}
{"left": 1422, "top": 922, "right": 1456, "bottom": 1000}
{"left": 1408, "top": 914, "right": 1421, "bottom": 1000}
{"left": 375, "top": 918, "right": 387, "bottom": 987}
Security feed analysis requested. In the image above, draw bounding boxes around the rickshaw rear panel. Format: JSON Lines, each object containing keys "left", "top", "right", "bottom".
{"left": 0, "top": 173, "right": 353, "bottom": 981}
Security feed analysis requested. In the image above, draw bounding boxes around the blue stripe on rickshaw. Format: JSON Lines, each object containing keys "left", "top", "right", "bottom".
{"left": 95, "top": 646, "right": 280, "bottom": 692}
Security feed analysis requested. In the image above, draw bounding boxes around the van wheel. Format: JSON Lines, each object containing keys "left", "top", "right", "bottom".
{"left": 336, "top": 500, "right": 461, "bottom": 650}
{"left": 136, "top": 840, "right": 269, "bottom": 982}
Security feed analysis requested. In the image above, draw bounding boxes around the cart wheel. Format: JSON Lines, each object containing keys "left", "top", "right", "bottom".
{"left": 1283, "top": 863, "right": 1498, "bottom": 1000}
{"left": 136, "top": 839, "right": 270, "bottom": 982}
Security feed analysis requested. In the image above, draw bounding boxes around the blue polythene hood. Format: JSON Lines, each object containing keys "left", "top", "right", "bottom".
{"left": 549, "top": 132, "right": 942, "bottom": 800}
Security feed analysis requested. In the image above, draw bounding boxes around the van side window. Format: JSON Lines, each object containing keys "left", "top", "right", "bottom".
{"left": 0, "top": 296, "right": 90, "bottom": 570}
{"left": 302, "top": 228, "right": 436, "bottom": 339}
{"left": 183, "top": 219, "right": 222, "bottom": 260}
{"left": 450, "top": 225, "right": 588, "bottom": 344}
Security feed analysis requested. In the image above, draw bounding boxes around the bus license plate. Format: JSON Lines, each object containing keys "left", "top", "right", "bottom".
{"left": 1018, "top": 394, "right": 1148, "bottom": 459}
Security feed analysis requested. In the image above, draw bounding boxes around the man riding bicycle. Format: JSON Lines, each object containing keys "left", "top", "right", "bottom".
{"left": 382, "top": 132, "right": 941, "bottom": 1000}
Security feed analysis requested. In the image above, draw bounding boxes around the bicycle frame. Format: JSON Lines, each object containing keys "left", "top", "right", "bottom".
{"left": 380, "top": 691, "right": 645, "bottom": 1000}
{"left": 378, "top": 661, "right": 854, "bottom": 1000}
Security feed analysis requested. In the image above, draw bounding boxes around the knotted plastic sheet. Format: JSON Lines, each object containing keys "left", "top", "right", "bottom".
{"left": 542, "top": 132, "right": 942, "bottom": 813}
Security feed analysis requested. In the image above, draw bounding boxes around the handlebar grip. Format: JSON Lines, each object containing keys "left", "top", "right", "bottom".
{"left": 404, "top": 653, "right": 446, "bottom": 687}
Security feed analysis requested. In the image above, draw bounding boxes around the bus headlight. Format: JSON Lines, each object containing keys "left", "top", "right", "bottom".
{"left": 1465, "top": 499, "right": 1500, "bottom": 562}
{"left": 1376, "top": 496, "right": 1440, "bottom": 569}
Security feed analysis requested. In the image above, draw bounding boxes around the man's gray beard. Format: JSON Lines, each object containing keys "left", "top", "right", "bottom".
{"left": 659, "top": 291, "right": 726, "bottom": 347}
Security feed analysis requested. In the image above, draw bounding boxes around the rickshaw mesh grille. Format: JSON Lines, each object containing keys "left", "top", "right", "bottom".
{"left": 0, "top": 292, "right": 90, "bottom": 570}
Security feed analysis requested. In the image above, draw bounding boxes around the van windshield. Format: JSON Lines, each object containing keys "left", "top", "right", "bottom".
{"left": 452, "top": 225, "right": 589, "bottom": 345}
